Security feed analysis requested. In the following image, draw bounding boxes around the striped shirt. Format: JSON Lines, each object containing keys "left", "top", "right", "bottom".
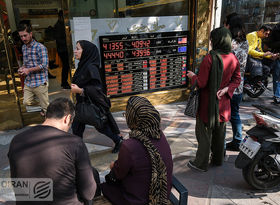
{"left": 22, "top": 39, "right": 48, "bottom": 87}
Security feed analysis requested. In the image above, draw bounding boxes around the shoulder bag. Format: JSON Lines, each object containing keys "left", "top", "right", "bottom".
{"left": 75, "top": 95, "right": 108, "bottom": 130}
{"left": 184, "top": 80, "right": 199, "bottom": 118}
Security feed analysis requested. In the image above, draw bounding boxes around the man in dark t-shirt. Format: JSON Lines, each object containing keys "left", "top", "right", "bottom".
{"left": 8, "top": 98, "right": 96, "bottom": 204}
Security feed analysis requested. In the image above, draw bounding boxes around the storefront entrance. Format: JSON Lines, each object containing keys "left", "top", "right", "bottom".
{"left": 0, "top": 0, "right": 200, "bottom": 130}
{"left": 0, "top": 0, "right": 73, "bottom": 130}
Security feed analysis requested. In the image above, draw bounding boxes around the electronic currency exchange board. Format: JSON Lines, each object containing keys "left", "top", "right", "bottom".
{"left": 99, "top": 31, "right": 188, "bottom": 97}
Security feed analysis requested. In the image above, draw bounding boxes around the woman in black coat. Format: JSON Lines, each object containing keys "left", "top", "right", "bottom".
{"left": 71, "top": 40, "right": 122, "bottom": 153}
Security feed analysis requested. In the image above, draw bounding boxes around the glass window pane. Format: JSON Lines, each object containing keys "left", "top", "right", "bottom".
{"left": 69, "top": 0, "right": 188, "bottom": 19}
{"left": 221, "top": 0, "right": 280, "bottom": 32}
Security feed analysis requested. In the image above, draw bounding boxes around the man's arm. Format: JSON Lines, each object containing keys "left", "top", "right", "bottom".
{"left": 76, "top": 142, "right": 96, "bottom": 201}
{"left": 20, "top": 45, "right": 49, "bottom": 76}
{"left": 19, "top": 65, "right": 42, "bottom": 76}
{"left": 38, "top": 44, "right": 49, "bottom": 70}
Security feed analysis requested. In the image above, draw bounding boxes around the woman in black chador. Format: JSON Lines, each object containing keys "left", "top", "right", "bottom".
{"left": 71, "top": 40, "right": 123, "bottom": 153}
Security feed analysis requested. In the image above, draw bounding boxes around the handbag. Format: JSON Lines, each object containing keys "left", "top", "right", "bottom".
{"left": 75, "top": 95, "right": 108, "bottom": 130}
{"left": 184, "top": 80, "right": 199, "bottom": 118}
{"left": 105, "top": 170, "right": 120, "bottom": 185}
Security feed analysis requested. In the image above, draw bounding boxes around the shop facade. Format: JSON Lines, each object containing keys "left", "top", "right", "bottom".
{"left": 1, "top": 0, "right": 208, "bottom": 130}
{"left": 69, "top": 1, "right": 189, "bottom": 97}
{"left": 5, "top": 0, "right": 280, "bottom": 130}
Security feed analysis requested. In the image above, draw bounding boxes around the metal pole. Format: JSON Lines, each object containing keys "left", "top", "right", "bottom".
{"left": 0, "top": 5, "right": 24, "bottom": 127}
{"left": 114, "top": 0, "right": 119, "bottom": 17}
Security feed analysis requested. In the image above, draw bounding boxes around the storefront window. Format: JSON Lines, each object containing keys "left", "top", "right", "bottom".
{"left": 221, "top": 0, "right": 280, "bottom": 32}
{"left": 70, "top": 0, "right": 189, "bottom": 97}
{"left": 69, "top": 0, "right": 188, "bottom": 18}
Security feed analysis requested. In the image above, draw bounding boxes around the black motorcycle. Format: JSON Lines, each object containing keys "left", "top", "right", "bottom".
{"left": 243, "top": 73, "right": 268, "bottom": 98}
{"left": 243, "top": 57, "right": 273, "bottom": 98}
{"left": 235, "top": 104, "right": 280, "bottom": 189}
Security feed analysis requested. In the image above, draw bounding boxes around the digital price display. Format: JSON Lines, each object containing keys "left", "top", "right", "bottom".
{"left": 99, "top": 31, "right": 189, "bottom": 97}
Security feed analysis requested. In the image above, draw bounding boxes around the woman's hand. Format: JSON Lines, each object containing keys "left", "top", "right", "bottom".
{"left": 71, "top": 84, "right": 83, "bottom": 94}
{"left": 110, "top": 161, "right": 115, "bottom": 169}
{"left": 187, "top": 71, "right": 196, "bottom": 79}
{"left": 216, "top": 87, "right": 229, "bottom": 100}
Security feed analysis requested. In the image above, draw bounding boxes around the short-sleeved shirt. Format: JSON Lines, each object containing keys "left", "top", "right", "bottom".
{"left": 22, "top": 40, "right": 49, "bottom": 87}
{"left": 8, "top": 125, "right": 96, "bottom": 205}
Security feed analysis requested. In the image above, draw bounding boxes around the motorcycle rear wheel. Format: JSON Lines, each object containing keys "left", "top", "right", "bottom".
{"left": 242, "top": 152, "right": 280, "bottom": 190}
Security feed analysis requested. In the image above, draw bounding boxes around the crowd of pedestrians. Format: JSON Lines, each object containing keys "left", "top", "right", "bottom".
{"left": 8, "top": 12, "right": 280, "bottom": 205}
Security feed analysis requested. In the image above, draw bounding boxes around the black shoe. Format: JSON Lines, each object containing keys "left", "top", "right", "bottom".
{"left": 187, "top": 161, "right": 207, "bottom": 172}
{"left": 112, "top": 137, "right": 123, "bottom": 153}
{"left": 273, "top": 97, "right": 280, "bottom": 104}
{"left": 226, "top": 141, "right": 240, "bottom": 151}
{"left": 48, "top": 72, "right": 56, "bottom": 79}
{"left": 61, "top": 83, "right": 71, "bottom": 89}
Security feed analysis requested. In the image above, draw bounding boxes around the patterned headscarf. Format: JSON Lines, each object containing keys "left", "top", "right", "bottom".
{"left": 126, "top": 96, "right": 168, "bottom": 205}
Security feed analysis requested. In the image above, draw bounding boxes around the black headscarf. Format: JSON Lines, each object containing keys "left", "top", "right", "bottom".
{"left": 72, "top": 40, "right": 101, "bottom": 87}
{"left": 208, "top": 27, "right": 232, "bottom": 128}
{"left": 126, "top": 96, "right": 168, "bottom": 205}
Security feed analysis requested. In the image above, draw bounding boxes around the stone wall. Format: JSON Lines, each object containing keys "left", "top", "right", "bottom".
{"left": 194, "top": 0, "right": 212, "bottom": 71}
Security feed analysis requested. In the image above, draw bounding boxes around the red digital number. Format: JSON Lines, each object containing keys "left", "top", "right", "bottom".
{"left": 144, "top": 40, "right": 150, "bottom": 47}
{"left": 109, "top": 43, "right": 114, "bottom": 50}
{"left": 132, "top": 50, "right": 137, "bottom": 57}
{"left": 104, "top": 51, "right": 124, "bottom": 59}
{"left": 119, "top": 51, "right": 124, "bottom": 58}
{"left": 106, "top": 42, "right": 124, "bottom": 51}
{"left": 131, "top": 49, "right": 150, "bottom": 57}
{"left": 131, "top": 41, "right": 137, "bottom": 48}
{"left": 131, "top": 40, "right": 150, "bottom": 48}
{"left": 119, "top": 42, "right": 124, "bottom": 50}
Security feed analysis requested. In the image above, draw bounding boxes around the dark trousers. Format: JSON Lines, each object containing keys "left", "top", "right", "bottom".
{"left": 72, "top": 117, "right": 120, "bottom": 144}
{"left": 193, "top": 116, "right": 226, "bottom": 171}
{"left": 58, "top": 51, "right": 70, "bottom": 86}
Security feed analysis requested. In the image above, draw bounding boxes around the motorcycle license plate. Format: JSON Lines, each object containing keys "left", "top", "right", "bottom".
{"left": 239, "top": 136, "right": 261, "bottom": 159}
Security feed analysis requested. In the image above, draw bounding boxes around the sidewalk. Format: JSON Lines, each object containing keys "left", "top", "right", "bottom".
{"left": 0, "top": 86, "right": 280, "bottom": 204}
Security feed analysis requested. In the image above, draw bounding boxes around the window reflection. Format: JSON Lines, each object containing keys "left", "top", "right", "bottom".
{"left": 221, "top": 0, "right": 280, "bottom": 32}
{"left": 69, "top": 0, "right": 188, "bottom": 19}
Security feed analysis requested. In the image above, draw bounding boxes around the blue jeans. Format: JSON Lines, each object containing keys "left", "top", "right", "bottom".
{"left": 230, "top": 93, "right": 243, "bottom": 143}
{"left": 272, "top": 59, "right": 280, "bottom": 98}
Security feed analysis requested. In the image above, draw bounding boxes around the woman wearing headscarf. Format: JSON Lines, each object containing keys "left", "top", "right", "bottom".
{"left": 101, "top": 96, "right": 173, "bottom": 205}
{"left": 71, "top": 40, "right": 123, "bottom": 153}
{"left": 186, "top": 27, "right": 241, "bottom": 172}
